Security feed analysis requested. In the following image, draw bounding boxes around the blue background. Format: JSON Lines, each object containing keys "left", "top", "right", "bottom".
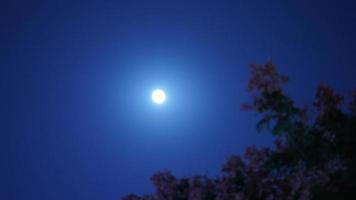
{"left": 2, "top": 0, "right": 356, "bottom": 199}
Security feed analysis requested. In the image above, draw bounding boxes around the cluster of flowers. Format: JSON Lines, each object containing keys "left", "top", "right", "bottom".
{"left": 122, "top": 145, "right": 345, "bottom": 200}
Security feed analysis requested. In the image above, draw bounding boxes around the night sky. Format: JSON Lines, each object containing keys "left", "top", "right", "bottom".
{"left": 3, "top": 0, "right": 356, "bottom": 199}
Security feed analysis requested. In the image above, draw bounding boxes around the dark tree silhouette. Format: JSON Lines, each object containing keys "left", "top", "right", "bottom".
{"left": 121, "top": 61, "right": 356, "bottom": 200}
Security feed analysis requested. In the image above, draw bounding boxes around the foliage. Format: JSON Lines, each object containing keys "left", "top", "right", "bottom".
{"left": 121, "top": 61, "right": 356, "bottom": 200}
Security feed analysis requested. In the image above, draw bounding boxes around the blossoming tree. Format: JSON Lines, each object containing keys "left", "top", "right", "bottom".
{"left": 121, "top": 61, "right": 356, "bottom": 200}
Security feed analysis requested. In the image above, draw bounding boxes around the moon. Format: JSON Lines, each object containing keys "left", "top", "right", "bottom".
{"left": 151, "top": 89, "right": 166, "bottom": 104}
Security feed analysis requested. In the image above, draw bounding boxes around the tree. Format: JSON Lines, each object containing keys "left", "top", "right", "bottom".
{"left": 121, "top": 61, "right": 356, "bottom": 200}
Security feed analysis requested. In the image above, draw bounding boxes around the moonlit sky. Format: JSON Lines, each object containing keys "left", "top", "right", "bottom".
{"left": 3, "top": 0, "right": 356, "bottom": 199}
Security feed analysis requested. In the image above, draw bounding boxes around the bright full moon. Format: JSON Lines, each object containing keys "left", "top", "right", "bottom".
{"left": 151, "top": 89, "right": 166, "bottom": 104}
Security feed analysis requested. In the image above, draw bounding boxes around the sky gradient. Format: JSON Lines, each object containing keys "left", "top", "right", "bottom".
{"left": 3, "top": 0, "right": 356, "bottom": 199}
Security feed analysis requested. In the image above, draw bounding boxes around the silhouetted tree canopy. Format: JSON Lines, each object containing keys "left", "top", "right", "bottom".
{"left": 121, "top": 61, "right": 356, "bottom": 200}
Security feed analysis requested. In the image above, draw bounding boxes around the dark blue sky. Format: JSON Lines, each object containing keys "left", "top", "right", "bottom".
{"left": 3, "top": 0, "right": 356, "bottom": 199}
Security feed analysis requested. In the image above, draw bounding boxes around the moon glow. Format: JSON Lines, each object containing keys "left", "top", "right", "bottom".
{"left": 151, "top": 89, "right": 166, "bottom": 104}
